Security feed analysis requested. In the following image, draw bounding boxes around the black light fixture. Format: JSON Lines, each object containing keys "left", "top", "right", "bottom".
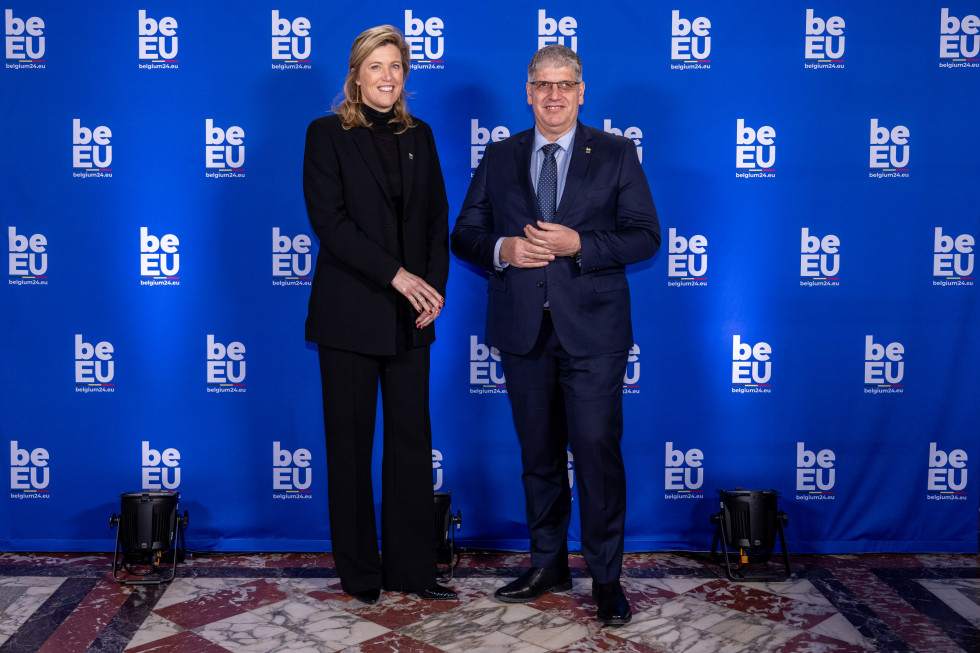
{"left": 109, "top": 490, "right": 189, "bottom": 585}
{"left": 434, "top": 491, "right": 462, "bottom": 581}
{"left": 710, "top": 488, "right": 790, "bottom": 581}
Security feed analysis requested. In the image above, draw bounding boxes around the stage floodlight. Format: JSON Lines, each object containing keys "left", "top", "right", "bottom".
{"left": 434, "top": 491, "right": 462, "bottom": 581}
{"left": 710, "top": 488, "right": 790, "bottom": 581}
{"left": 109, "top": 490, "right": 188, "bottom": 585}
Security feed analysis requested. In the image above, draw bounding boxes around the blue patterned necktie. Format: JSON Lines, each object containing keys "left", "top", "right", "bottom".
{"left": 536, "top": 143, "right": 561, "bottom": 221}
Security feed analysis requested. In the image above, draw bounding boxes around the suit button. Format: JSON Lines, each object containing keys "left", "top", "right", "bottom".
{"left": 536, "top": 281, "right": 544, "bottom": 288}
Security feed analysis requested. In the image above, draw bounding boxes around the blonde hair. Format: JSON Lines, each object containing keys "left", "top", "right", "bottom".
{"left": 335, "top": 25, "right": 416, "bottom": 133}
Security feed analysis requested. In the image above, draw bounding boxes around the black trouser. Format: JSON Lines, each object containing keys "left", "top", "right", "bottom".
{"left": 318, "top": 345, "right": 436, "bottom": 593}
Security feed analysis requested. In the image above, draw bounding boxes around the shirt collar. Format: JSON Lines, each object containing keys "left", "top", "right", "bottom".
{"left": 533, "top": 125, "right": 576, "bottom": 154}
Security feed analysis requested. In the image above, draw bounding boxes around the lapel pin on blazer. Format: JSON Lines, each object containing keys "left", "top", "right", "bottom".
{"left": 585, "top": 147, "right": 591, "bottom": 154}
{"left": 408, "top": 152, "right": 415, "bottom": 160}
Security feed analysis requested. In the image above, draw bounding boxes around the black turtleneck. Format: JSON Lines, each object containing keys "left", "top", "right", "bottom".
{"left": 362, "top": 105, "right": 403, "bottom": 219}
{"left": 362, "top": 104, "right": 415, "bottom": 348}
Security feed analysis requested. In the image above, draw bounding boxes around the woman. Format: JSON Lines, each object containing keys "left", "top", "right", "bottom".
{"left": 302, "top": 25, "right": 454, "bottom": 604}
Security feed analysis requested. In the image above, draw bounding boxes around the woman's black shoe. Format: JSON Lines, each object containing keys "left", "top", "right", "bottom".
{"left": 415, "top": 584, "right": 457, "bottom": 600}
{"left": 350, "top": 588, "right": 381, "bottom": 604}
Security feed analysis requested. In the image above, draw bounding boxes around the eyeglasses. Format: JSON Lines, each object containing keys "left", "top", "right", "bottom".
{"left": 529, "top": 80, "right": 581, "bottom": 92}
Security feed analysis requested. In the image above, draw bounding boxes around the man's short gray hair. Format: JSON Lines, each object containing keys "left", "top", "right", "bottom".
{"left": 527, "top": 44, "right": 582, "bottom": 82}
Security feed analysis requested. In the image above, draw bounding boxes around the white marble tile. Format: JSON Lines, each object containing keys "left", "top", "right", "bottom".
{"left": 195, "top": 610, "right": 323, "bottom": 652}
{"left": 808, "top": 612, "right": 875, "bottom": 649}
{"left": 444, "top": 629, "right": 550, "bottom": 653}
{"left": 617, "top": 613, "right": 750, "bottom": 653}
{"left": 496, "top": 609, "right": 588, "bottom": 649}
{"left": 272, "top": 578, "right": 337, "bottom": 595}
{"left": 618, "top": 594, "right": 785, "bottom": 653}
{"left": 704, "top": 616, "right": 774, "bottom": 643}
{"left": 401, "top": 597, "right": 551, "bottom": 652}
{"left": 914, "top": 554, "right": 980, "bottom": 569}
{"left": 734, "top": 578, "right": 832, "bottom": 606}
{"left": 644, "top": 577, "right": 713, "bottom": 595}
{"left": 124, "top": 611, "right": 184, "bottom": 650}
{"left": 152, "top": 577, "right": 251, "bottom": 608}
{"left": 253, "top": 594, "right": 388, "bottom": 652}
{"left": 0, "top": 576, "right": 65, "bottom": 588}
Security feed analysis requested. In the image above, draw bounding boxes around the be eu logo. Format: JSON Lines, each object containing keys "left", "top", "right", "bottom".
{"left": 10, "top": 441, "right": 50, "bottom": 495}
{"left": 271, "top": 10, "right": 311, "bottom": 69}
{"left": 8, "top": 226, "right": 47, "bottom": 282}
{"left": 623, "top": 344, "right": 640, "bottom": 394}
{"left": 869, "top": 119, "right": 909, "bottom": 178}
{"left": 142, "top": 441, "right": 180, "bottom": 490}
{"left": 863, "top": 335, "right": 903, "bottom": 393}
{"left": 804, "top": 9, "right": 844, "bottom": 66}
{"left": 933, "top": 227, "right": 974, "bottom": 285}
{"left": 796, "top": 442, "right": 835, "bottom": 499}
{"left": 405, "top": 10, "right": 444, "bottom": 66}
{"left": 433, "top": 449, "right": 444, "bottom": 490}
{"left": 272, "top": 228, "right": 311, "bottom": 284}
{"left": 5, "top": 9, "right": 44, "bottom": 66}
{"left": 470, "top": 119, "right": 510, "bottom": 170}
{"left": 664, "top": 442, "right": 704, "bottom": 497}
{"left": 207, "top": 335, "right": 246, "bottom": 392}
{"left": 138, "top": 10, "right": 178, "bottom": 67}
{"left": 603, "top": 119, "right": 642, "bottom": 163}
{"left": 273, "top": 441, "right": 312, "bottom": 498}
{"left": 72, "top": 119, "right": 112, "bottom": 177}
{"left": 140, "top": 227, "right": 180, "bottom": 285}
{"left": 939, "top": 8, "right": 980, "bottom": 66}
{"left": 205, "top": 119, "right": 245, "bottom": 178}
{"left": 469, "top": 335, "right": 505, "bottom": 393}
{"left": 670, "top": 10, "right": 710, "bottom": 68}
{"left": 735, "top": 119, "right": 775, "bottom": 177}
{"left": 667, "top": 228, "right": 707, "bottom": 285}
{"left": 75, "top": 334, "right": 115, "bottom": 392}
{"left": 800, "top": 228, "right": 840, "bottom": 286}
{"left": 927, "top": 442, "right": 968, "bottom": 498}
{"left": 538, "top": 10, "right": 577, "bottom": 51}
{"left": 732, "top": 335, "right": 771, "bottom": 393}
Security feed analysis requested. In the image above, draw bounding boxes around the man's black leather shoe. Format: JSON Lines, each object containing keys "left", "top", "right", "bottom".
{"left": 593, "top": 580, "right": 631, "bottom": 626}
{"left": 494, "top": 567, "right": 572, "bottom": 603}
{"left": 349, "top": 587, "right": 381, "bottom": 604}
{"left": 415, "top": 584, "right": 458, "bottom": 600}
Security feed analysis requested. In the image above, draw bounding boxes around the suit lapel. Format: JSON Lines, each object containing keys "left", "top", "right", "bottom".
{"left": 555, "top": 122, "right": 591, "bottom": 223}
{"left": 515, "top": 131, "right": 540, "bottom": 222}
{"left": 398, "top": 126, "right": 417, "bottom": 209}
{"left": 350, "top": 127, "right": 394, "bottom": 211}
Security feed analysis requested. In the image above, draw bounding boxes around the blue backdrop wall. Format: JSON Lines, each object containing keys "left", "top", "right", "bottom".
{"left": 2, "top": 1, "right": 978, "bottom": 554}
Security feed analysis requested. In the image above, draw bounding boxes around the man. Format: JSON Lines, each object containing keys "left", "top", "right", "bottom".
{"left": 451, "top": 45, "right": 660, "bottom": 626}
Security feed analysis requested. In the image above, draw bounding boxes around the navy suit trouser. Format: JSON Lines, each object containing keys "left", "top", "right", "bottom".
{"left": 499, "top": 311, "right": 629, "bottom": 584}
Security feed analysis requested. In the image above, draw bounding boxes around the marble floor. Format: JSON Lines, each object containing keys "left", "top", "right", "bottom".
{"left": 0, "top": 549, "right": 978, "bottom": 652}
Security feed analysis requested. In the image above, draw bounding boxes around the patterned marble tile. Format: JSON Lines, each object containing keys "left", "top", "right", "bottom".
{"left": 806, "top": 613, "right": 875, "bottom": 650}
{"left": 0, "top": 577, "right": 64, "bottom": 644}
{"left": 192, "top": 609, "right": 324, "bottom": 652}
{"left": 400, "top": 596, "right": 559, "bottom": 652}
{"left": 2, "top": 552, "right": 979, "bottom": 652}
{"left": 253, "top": 592, "right": 389, "bottom": 651}
{"left": 128, "top": 629, "right": 233, "bottom": 652}
{"left": 36, "top": 575, "right": 133, "bottom": 653}
{"left": 154, "top": 578, "right": 289, "bottom": 629}
{"left": 124, "top": 610, "right": 185, "bottom": 650}
{"left": 356, "top": 630, "right": 448, "bottom": 652}
{"left": 919, "top": 578, "right": 980, "bottom": 627}
{"left": 689, "top": 579, "right": 839, "bottom": 630}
